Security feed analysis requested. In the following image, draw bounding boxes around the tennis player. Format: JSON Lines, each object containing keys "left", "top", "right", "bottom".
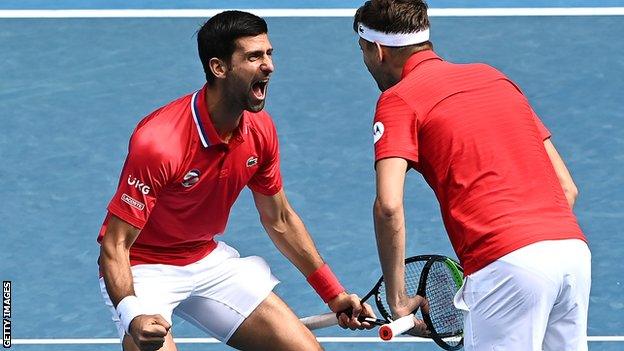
{"left": 97, "top": 11, "right": 373, "bottom": 351}
{"left": 353, "top": 1, "right": 591, "bottom": 350}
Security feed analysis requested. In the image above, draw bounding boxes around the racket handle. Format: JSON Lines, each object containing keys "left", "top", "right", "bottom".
{"left": 300, "top": 312, "right": 338, "bottom": 330}
{"left": 379, "top": 315, "right": 415, "bottom": 340}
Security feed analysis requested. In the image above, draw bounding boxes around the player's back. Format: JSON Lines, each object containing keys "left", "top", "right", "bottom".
{"left": 393, "top": 52, "right": 585, "bottom": 274}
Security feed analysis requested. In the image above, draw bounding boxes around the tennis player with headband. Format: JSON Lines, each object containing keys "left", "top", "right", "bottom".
{"left": 353, "top": 0, "right": 591, "bottom": 350}
{"left": 97, "top": 11, "right": 374, "bottom": 351}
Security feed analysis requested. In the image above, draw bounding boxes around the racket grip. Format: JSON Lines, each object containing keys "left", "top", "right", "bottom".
{"left": 300, "top": 312, "right": 338, "bottom": 330}
{"left": 379, "top": 315, "right": 415, "bottom": 340}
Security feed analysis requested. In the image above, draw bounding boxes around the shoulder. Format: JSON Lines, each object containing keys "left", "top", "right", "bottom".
{"left": 129, "top": 93, "right": 194, "bottom": 164}
{"left": 376, "top": 89, "right": 411, "bottom": 115}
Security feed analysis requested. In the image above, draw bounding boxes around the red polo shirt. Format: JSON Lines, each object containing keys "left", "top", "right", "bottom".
{"left": 98, "top": 85, "right": 282, "bottom": 266}
{"left": 373, "top": 50, "right": 586, "bottom": 275}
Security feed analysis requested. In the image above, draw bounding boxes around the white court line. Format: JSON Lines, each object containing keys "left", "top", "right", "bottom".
{"left": 2, "top": 3, "right": 621, "bottom": 348}
{"left": 11, "top": 336, "right": 624, "bottom": 344}
{"left": 0, "top": 8, "right": 624, "bottom": 18}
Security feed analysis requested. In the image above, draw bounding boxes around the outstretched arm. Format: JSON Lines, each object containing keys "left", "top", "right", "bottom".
{"left": 252, "top": 189, "right": 374, "bottom": 329}
{"left": 544, "top": 138, "right": 578, "bottom": 208}
{"left": 252, "top": 189, "right": 324, "bottom": 275}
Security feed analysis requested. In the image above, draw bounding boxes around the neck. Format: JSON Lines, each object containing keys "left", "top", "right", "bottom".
{"left": 387, "top": 60, "right": 405, "bottom": 87}
{"left": 205, "top": 83, "right": 243, "bottom": 142}
{"left": 381, "top": 47, "right": 415, "bottom": 89}
{"left": 379, "top": 57, "right": 407, "bottom": 91}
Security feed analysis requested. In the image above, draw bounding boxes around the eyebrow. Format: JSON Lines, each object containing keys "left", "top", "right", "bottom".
{"left": 247, "top": 49, "right": 271, "bottom": 55}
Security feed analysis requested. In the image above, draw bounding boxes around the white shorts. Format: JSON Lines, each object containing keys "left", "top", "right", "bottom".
{"left": 99, "top": 241, "right": 279, "bottom": 343}
{"left": 454, "top": 239, "right": 591, "bottom": 351}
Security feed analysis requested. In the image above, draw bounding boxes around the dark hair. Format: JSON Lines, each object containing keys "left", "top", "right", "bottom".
{"left": 353, "top": 0, "right": 431, "bottom": 49}
{"left": 197, "top": 11, "right": 268, "bottom": 84}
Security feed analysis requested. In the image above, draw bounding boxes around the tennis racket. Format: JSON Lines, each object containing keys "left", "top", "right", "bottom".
{"left": 299, "top": 255, "right": 464, "bottom": 350}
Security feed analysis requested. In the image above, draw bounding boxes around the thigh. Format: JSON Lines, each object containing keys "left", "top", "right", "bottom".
{"left": 99, "top": 264, "right": 193, "bottom": 343}
{"left": 130, "top": 264, "right": 195, "bottom": 324}
{"left": 177, "top": 244, "right": 279, "bottom": 342}
{"left": 227, "top": 293, "right": 322, "bottom": 351}
{"left": 460, "top": 260, "right": 558, "bottom": 351}
{"left": 543, "top": 241, "right": 591, "bottom": 351}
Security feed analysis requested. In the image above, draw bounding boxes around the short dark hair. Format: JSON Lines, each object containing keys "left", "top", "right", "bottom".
{"left": 197, "top": 11, "right": 268, "bottom": 84}
{"left": 353, "top": 0, "right": 431, "bottom": 49}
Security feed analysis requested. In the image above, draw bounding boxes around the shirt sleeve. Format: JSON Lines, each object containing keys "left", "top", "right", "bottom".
{"left": 373, "top": 92, "right": 419, "bottom": 165}
{"left": 248, "top": 118, "right": 283, "bottom": 196}
{"left": 106, "top": 131, "right": 172, "bottom": 229}
{"left": 530, "top": 108, "right": 552, "bottom": 141}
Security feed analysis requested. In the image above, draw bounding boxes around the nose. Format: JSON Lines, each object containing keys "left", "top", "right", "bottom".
{"left": 261, "top": 55, "right": 274, "bottom": 74}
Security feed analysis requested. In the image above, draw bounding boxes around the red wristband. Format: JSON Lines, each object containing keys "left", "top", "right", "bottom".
{"left": 306, "top": 264, "right": 345, "bottom": 303}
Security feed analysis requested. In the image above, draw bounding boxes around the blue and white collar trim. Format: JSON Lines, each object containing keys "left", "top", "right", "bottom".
{"left": 190, "top": 90, "right": 210, "bottom": 148}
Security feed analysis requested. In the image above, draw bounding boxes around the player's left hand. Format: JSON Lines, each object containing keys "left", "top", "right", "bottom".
{"left": 328, "top": 292, "right": 376, "bottom": 330}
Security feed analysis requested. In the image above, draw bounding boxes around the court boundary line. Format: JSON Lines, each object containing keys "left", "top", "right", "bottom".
{"left": 4, "top": 4, "right": 623, "bottom": 348}
{"left": 12, "top": 336, "right": 624, "bottom": 344}
{"left": 1, "top": 7, "right": 624, "bottom": 18}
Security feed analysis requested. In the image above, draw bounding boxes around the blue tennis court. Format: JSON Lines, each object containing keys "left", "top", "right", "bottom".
{"left": 1, "top": 1, "right": 623, "bottom": 350}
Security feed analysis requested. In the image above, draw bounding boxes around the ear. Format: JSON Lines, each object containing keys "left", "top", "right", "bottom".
{"left": 209, "top": 57, "right": 228, "bottom": 80}
{"left": 374, "top": 42, "right": 384, "bottom": 62}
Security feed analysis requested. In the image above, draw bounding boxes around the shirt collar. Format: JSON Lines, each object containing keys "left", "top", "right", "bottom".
{"left": 190, "top": 84, "right": 249, "bottom": 148}
{"left": 401, "top": 50, "right": 442, "bottom": 79}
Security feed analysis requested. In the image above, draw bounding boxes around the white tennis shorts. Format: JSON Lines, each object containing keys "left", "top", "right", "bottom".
{"left": 99, "top": 241, "right": 279, "bottom": 343}
{"left": 454, "top": 239, "right": 591, "bottom": 351}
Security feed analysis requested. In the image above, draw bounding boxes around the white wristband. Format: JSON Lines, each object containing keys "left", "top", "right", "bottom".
{"left": 116, "top": 295, "right": 145, "bottom": 334}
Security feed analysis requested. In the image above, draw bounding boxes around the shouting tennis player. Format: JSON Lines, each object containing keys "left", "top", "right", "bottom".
{"left": 353, "top": 1, "right": 591, "bottom": 350}
{"left": 97, "top": 11, "right": 373, "bottom": 351}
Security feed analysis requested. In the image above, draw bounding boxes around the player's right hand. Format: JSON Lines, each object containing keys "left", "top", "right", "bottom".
{"left": 390, "top": 294, "right": 429, "bottom": 318}
{"left": 390, "top": 295, "right": 430, "bottom": 337}
{"left": 128, "top": 314, "right": 171, "bottom": 351}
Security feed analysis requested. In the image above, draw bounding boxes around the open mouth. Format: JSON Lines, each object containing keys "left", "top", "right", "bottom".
{"left": 251, "top": 79, "right": 269, "bottom": 100}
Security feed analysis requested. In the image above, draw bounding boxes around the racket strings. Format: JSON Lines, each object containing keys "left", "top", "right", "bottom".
{"left": 375, "top": 256, "right": 464, "bottom": 349}
{"left": 377, "top": 260, "right": 427, "bottom": 320}
{"left": 424, "top": 261, "right": 464, "bottom": 345}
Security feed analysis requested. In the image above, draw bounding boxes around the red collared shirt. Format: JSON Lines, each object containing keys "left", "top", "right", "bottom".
{"left": 373, "top": 50, "right": 585, "bottom": 275}
{"left": 98, "top": 85, "right": 282, "bottom": 266}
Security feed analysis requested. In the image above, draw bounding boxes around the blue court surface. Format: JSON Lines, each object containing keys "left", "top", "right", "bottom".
{"left": 1, "top": 1, "right": 623, "bottom": 350}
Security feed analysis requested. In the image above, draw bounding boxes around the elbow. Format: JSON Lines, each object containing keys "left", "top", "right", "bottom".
{"left": 373, "top": 196, "right": 403, "bottom": 221}
{"left": 260, "top": 209, "right": 290, "bottom": 237}
{"left": 99, "top": 242, "right": 118, "bottom": 264}
{"left": 99, "top": 234, "right": 130, "bottom": 266}
{"left": 563, "top": 184, "right": 579, "bottom": 207}
{"left": 98, "top": 244, "right": 115, "bottom": 272}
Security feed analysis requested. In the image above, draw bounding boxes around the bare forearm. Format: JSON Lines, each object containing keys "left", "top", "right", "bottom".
{"left": 262, "top": 210, "right": 324, "bottom": 276}
{"left": 373, "top": 199, "right": 406, "bottom": 304}
{"left": 100, "top": 245, "right": 136, "bottom": 307}
{"left": 544, "top": 139, "right": 578, "bottom": 208}
{"left": 561, "top": 180, "right": 578, "bottom": 208}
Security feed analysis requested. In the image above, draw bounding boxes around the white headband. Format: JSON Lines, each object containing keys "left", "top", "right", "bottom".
{"left": 357, "top": 23, "right": 430, "bottom": 47}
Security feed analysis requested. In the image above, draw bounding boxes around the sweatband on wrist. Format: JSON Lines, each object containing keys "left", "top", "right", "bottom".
{"left": 306, "top": 264, "right": 345, "bottom": 303}
{"left": 116, "top": 295, "right": 145, "bottom": 334}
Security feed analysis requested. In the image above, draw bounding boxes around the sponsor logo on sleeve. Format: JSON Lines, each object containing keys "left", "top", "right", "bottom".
{"left": 181, "top": 169, "right": 201, "bottom": 188}
{"left": 246, "top": 156, "right": 258, "bottom": 167}
{"left": 121, "top": 194, "right": 145, "bottom": 211}
{"left": 127, "top": 175, "right": 151, "bottom": 195}
{"left": 373, "top": 121, "right": 385, "bottom": 144}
